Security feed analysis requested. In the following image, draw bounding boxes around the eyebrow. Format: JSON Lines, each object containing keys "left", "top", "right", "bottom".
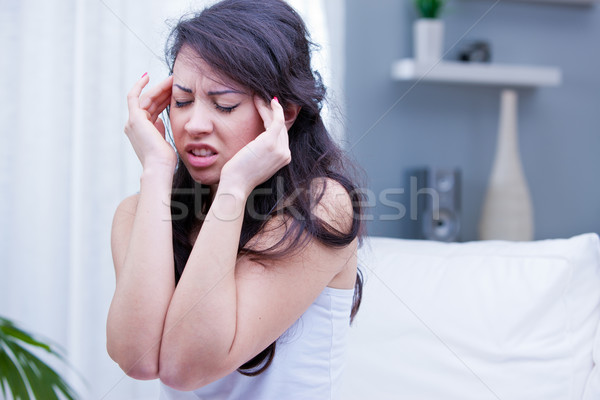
{"left": 174, "top": 84, "right": 192, "bottom": 93}
{"left": 173, "top": 84, "right": 244, "bottom": 96}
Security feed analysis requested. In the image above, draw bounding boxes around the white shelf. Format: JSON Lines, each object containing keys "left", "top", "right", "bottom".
{"left": 391, "top": 58, "right": 562, "bottom": 87}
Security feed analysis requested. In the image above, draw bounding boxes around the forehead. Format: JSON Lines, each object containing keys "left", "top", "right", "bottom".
{"left": 172, "top": 46, "right": 239, "bottom": 90}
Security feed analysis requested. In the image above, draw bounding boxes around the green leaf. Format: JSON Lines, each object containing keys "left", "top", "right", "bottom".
{"left": 0, "top": 324, "right": 52, "bottom": 353}
{"left": 0, "top": 318, "right": 70, "bottom": 362}
{"left": 4, "top": 340, "right": 77, "bottom": 400}
{"left": 0, "top": 342, "right": 31, "bottom": 400}
{"left": 32, "top": 358, "right": 77, "bottom": 400}
{"left": 19, "top": 356, "right": 59, "bottom": 400}
{"left": 0, "top": 317, "right": 81, "bottom": 400}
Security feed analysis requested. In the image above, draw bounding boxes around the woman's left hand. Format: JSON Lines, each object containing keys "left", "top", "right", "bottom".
{"left": 220, "top": 96, "right": 291, "bottom": 196}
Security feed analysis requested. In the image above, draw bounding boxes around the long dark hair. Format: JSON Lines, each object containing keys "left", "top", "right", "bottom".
{"left": 165, "top": 0, "right": 364, "bottom": 376}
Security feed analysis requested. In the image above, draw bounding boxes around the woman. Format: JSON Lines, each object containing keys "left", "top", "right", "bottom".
{"left": 106, "top": 0, "right": 364, "bottom": 397}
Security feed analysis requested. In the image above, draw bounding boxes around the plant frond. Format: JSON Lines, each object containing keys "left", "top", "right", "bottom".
{"left": 0, "top": 318, "right": 79, "bottom": 400}
{"left": 0, "top": 342, "right": 31, "bottom": 400}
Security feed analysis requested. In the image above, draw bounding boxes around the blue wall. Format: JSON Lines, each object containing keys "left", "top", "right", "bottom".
{"left": 345, "top": 0, "right": 600, "bottom": 241}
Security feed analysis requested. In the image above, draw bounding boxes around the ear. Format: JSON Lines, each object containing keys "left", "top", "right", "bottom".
{"left": 283, "top": 103, "right": 301, "bottom": 130}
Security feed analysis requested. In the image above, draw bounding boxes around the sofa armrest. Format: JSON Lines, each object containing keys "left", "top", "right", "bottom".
{"left": 340, "top": 234, "right": 600, "bottom": 400}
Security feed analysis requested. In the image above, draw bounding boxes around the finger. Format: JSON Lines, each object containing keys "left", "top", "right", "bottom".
{"left": 268, "top": 99, "right": 290, "bottom": 157}
{"left": 257, "top": 96, "right": 285, "bottom": 137}
{"left": 268, "top": 97, "right": 286, "bottom": 136}
{"left": 254, "top": 95, "right": 274, "bottom": 129}
{"left": 147, "top": 91, "right": 173, "bottom": 122}
{"left": 140, "top": 75, "right": 173, "bottom": 110}
{"left": 276, "top": 123, "right": 290, "bottom": 152}
{"left": 278, "top": 123, "right": 289, "bottom": 144}
{"left": 150, "top": 97, "right": 171, "bottom": 123}
{"left": 141, "top": 76, "right": 173, "bottom": 110}
{"left": 142, "top": 89, "right": 170, "bottom": 113}
{"left": 142, "top": 85, "right": 172, "bottom": 124}
{"left": 127, "top": 73, "right": 150, "bottom": 113}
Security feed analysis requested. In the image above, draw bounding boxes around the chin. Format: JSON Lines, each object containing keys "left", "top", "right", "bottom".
{"left": 178, "top": 159, "right": 223, "bottom": 190}
{"left": 187, "top": 169, "right": 220, "bottom": 187}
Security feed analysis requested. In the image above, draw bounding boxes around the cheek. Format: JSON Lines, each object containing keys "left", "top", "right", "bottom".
{"left": 239, "top": 122, "right": 262, "bottom": 148}
{"left": 247, "top": 112, "right": 264, "bottom": 139}
{"left": 169, "top": 114, "right": 185, "bottom": 145}
{"left": 229, "top": 113, "right": 263, "bottom": 149}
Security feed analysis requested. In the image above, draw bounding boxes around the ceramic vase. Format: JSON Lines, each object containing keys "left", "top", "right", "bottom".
{"left": 479, "top": 89, "right": 534, "bottom": 241}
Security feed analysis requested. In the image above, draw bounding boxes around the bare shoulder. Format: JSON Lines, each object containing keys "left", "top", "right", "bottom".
{"left": 245, "top": 177, "right": 355, "bottom": 253}
{"left": 111, "top": 193, "right": 140, "bottom": 275}
{"left": 310, "top": 177, "right": 354, "bottom": 234}
{"left": 242, "top": 177, "right": 357, "bottom": 288}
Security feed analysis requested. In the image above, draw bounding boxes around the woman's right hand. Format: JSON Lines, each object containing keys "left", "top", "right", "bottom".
{"left": 124, "top": 74, "right": 176, "bottom": 171}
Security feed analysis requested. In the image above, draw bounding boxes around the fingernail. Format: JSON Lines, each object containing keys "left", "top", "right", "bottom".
{"left": 142, "top": 72, "right": 148, "bottom": 78}
{"left": 273, "top": 96, "right": 278, "bottom": 103}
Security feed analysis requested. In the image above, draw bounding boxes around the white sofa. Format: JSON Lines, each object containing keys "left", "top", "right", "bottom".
{"left": 340, "top": 233, "right": 600, "bottom": 400}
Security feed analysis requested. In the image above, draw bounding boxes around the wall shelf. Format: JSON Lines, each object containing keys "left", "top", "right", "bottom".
{"left": 391, "top": 58, "right": 562, "bottom": 87}
{"left": 390, "top": 57, "right": 562, "bottom": 240}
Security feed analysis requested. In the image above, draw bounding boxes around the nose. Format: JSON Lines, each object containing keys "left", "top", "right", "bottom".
{"left": 184, "top": 100, "right": 214, "bottom": 135}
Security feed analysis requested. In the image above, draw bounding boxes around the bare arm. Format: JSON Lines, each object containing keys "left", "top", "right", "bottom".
{"left": 158, "top": 182, "right": 248, "bottom": 387}
{"left": 106, "top": 170, "right": 174, "bottom": 379}
{"left": 158, "top": 98, "right": 357, "bottom": 390}
{"left": 106, "top": 74, "right": 176, "bottom": 379}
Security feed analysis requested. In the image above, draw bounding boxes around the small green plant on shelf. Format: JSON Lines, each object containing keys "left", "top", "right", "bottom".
{"left": 414, "top": 0, "right": 446, "bottom": 18}
{"left": 0, "top": 316, "right": 79, "bottom": 399}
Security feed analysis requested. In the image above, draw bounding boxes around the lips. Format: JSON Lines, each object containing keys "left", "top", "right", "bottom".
{"left": 184, "top": 143, "right": 219, "bottom": 168}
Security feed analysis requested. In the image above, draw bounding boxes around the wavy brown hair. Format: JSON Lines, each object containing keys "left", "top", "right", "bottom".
{"left": 165, "top": 0, "right": 365, "bottom": 376}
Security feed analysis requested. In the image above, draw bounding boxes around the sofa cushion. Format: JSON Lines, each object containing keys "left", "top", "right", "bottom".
{"left": 340, "top": 234, "right": 600, "bottom": 400}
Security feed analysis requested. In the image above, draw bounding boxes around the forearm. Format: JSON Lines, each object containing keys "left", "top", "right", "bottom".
{"left": 107, "top": 166, "right": 176, "bottom": 377}
{"left": 159, "top": 183, "right": 247, "bottom": 385}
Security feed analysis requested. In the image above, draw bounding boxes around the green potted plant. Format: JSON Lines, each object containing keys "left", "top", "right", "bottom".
{"left": 414, "top": 0, "right": 445, "bottom": 18}
{"left": 413, "top": 0, "right": 447, "bottom": 64}
{"left": 0, "top": 316, "right": 80, "bottom": 399}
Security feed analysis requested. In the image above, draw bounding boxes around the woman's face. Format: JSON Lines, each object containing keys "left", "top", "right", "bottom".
{"left": 170, "top": 46, "right": 265, "bottom": 188}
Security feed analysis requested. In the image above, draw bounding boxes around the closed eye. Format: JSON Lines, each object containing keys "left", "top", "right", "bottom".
{"left": 215, "top": 103, "right": 239, "bottom": 113}
{"left": 173, "top": 100, "right": 239, "bottom": 113}
{"left": 174, "top": 100, "right": 192, "bottom": 108}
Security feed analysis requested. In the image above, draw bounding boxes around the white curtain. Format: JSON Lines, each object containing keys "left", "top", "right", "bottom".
{"left": 0, "top": 0, "right": 343, "bottom": 399}
{"left": 288, "top": 0, "right": 346, "bottom": 145}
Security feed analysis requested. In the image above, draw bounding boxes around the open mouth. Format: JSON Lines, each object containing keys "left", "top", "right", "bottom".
{"left": 190, "top": 148, "right": 216, "bottom": 157}
{"left": 186, "top": 146, "right": 218, "bottom": 168}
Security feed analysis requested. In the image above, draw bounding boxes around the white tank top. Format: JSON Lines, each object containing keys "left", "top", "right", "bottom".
{"left": 159, "top": 286, "right": 355, "bottom": 400}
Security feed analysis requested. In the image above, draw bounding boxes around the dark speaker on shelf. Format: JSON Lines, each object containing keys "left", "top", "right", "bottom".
{"left": 405, "top": 167, "right": 461, "bottom": 242}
